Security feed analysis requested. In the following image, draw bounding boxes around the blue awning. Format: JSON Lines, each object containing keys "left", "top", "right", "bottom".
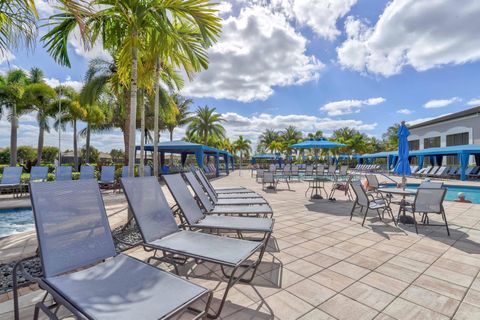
{"left": 290, "top": 139, "right": 346, "bottom": 149}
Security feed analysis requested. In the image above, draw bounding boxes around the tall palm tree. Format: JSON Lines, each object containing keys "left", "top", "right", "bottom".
{"left": 22, "top": 68, "right": 57, "bottom": 163}
{"left": 187, "top": 106, "right": 225, "bottom": 146}
{"left": 42, "top": 0, "right": 221, "bottom": 177}
{"left": 268, "top": 140, "right": 283, "bottom": 154}
{"left": 307, "top": 130, "right": 323, "bottom": 140}
{"left": 0, "top": 1, "right": 37, "bottom": 55}
{"left": 234, "top": 136, "right": 251, "bottom": 172}
{"left": 165, "top": 94, "right": 193, "bottom": 141}
{"left": 53, "top": 86, "right": 86, "bottom": 169}
{"left": 259, "top": 129, "right": 280, "bottom": 153}
{"left": 0, "top": 69, "right": 28, "bottom": 165}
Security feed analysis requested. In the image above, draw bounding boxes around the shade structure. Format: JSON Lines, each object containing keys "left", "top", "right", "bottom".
{"left": 394, "top": 123, "right": 411, "bottom": 176}
{"left": 290, "top": 139, "right": 346, "bottom": 149}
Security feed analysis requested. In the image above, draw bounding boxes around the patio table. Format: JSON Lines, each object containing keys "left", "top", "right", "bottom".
{"left": 377, "top": 187, "right": 417, "bottom": 224}
{"left": 304, "top": 176, "right": 331, "bottom": 199}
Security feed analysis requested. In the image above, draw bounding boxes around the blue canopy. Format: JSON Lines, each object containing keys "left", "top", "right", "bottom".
{"left": 290, "top": 139, "right": 346, "bottom": 149}
{"left": 394, "top": 123, "right": 411, "bottom": 176}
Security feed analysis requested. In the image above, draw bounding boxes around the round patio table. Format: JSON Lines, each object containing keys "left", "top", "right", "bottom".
{"left": 304, "top": 176, "right": 331, "bottom": 199}
{"left": 377, "top": 187, "right": 417, "bottom": 224}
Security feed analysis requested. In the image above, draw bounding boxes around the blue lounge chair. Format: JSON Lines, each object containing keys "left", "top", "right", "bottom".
{"left": 79, "top": 165, "right": 94, "bottom": 179}
{"left": 55, "top": 166, "right": 72, "bottom": 181}
{"left": 99, "top": 165, "right": 116, "bottom": 189}
{"left": 13, "top": 179, "right": 211, "bottom": 320}
{"left": 144, "top": 165, "right": 152, "bottom": 176}
{"left": 0, "top": 166, "right": 22, "bottom": 197}
{"left": 29, "top": 166, "right": 48, "bottom": 182}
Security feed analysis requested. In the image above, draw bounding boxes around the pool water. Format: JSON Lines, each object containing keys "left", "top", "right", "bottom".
{"left": 0, "top": 208, "right": 34, "bottom": 238}
{"left": 386, "top": 184, "right": 480, "bottom": 204}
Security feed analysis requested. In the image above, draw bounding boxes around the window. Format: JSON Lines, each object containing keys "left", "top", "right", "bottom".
{"left": 446, "top": 132, "right": 469, "bottom": 146}
{"left": 408, "top": 140, "right": 420, "bottom": 150}
{"left": 424, "top": 136, "right": 440, "bottom": 149}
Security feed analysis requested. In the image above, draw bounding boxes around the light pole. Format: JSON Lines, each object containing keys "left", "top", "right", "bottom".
{"left": 57, "top": 87, "right": 62, "bottom": 165}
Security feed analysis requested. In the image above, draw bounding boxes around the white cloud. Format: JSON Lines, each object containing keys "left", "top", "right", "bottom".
{"left": 467, "top": 98, "right": 480, "bottom": 106}
{"left": 44, "top": 76, "right": 83, "bottom": 92}
{"left": 0, "top": 50, "right": 15, "bottom": 64}
{"left": 397, "top": 108, "right": 412, "bottom": 115}
{"left": 35, "top": 0, "right": 55, "bottom": 16}
{"left": 68, "top": 27, "right": 111, "bottom": 61}
{"left": 182, "top": 6, "right": 323, "bottom": 102}
{"left": 406, "top": 113, "right": 452, "bottom": 126}
{"left": 321, "top": 97, "right": 385, "bottom": 116}
{"left": 423, "top": 97, "right": 460, "bottom": 109}
{"left": 337, "top": 0, "right": 480, "bottom": 76}
{"left": 216, "top": 1, "right": 232, "bottom": 15}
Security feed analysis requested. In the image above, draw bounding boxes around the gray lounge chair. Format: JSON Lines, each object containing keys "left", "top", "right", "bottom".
{"left": 0, "top": 166, "right": 22, "bottom": 197}
{"left": 99, "top": 165, "right": 116, "bottom": 189}
{"left": 194, "top": 170, "right": 261, "bottom": 199}
{"left": 196, "top": 169, "right": 251, "bottom": 193}
{"left": 55, "top": 166, "right": 72, "bottom": 181}
{"left": 122, "top": 165, "right": 130, "bottom": 178}
{"left": 29, "top": 166, "right": 48, "bottom": 182}
{"left": 184, "top": 172, "right": 267, "bottom": 206}
{"left": 79, "top": 165, "right": 94, "bottom": 179}
{"left": 14, "top": 179, "right": 211, "bottom": 320}
{"left": 120, "top": 176, "right": 266, "bottom": 318}
{"left": 166, "top": 174, "right": 273, "bottom": 218}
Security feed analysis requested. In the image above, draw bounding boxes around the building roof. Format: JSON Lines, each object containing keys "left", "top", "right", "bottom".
{"left": 359, "top": 144, "right": 480, "bottom": 159}
{"left": 409, "top": 106, "right": 480, "bottom": 129}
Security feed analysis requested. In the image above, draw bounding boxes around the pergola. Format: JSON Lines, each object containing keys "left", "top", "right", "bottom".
{"left": 136, "top": 140, "right": 234, "bottom": 177}
{"left": 358, "top": 144, "right": 480, "bottom": 180}
{"left": 250, "top": 154, "right": 283, "bottom": 165}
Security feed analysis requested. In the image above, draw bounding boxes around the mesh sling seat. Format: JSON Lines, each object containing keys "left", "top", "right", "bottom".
{"left": 29, "top": 166, "right": 48, "bottom": 182}
{"left": 79, "top": 165, "right": 95, "bottom": 179}
{"left": 196, "top": 169, "right": 251, "bottom": 193}
{"left": 120, "top": 176, "right": 266, "bottom": 319}
{"left": 184, "top": 171, "right": 267, "bottom": 206}
{"left": 350, "top": 182, "right": 397, "bottom": 227}
{"left": 194, "top": 170, "right": 261, "bottom": 199}
{"left": 0, "top": 166, "right": 23, "bottom": 197}
{"left": 99, "top": 165, "right": 116, "bottom": 189}
{"left": 404, "top": 188, "right": 448, "bottom": 235}
{"left": 15, "top": 179, "right": 211, "bottom": 320}
{"left": 55, "top": 166, "right": 72, "bottom": 181}
{"left": 167, "top": 174, "right": 273, "bottom": 218}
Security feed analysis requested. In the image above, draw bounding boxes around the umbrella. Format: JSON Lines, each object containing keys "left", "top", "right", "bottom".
{"left": 394, "top": 121, "right": 411, "bottom": 180}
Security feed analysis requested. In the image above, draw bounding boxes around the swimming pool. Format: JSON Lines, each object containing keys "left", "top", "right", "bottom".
{"left": 385, "top": 184, "right": 480, "bottom": 204}
{"left": 0, "top": 208, "right": 34, "bottom": 238}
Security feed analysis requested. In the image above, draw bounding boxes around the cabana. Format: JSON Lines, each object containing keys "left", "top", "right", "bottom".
{"left": 250, "top": 154, "right": 283, "bottom": 166}
{"left": 358, "top": 144, "right": 480, "bottom": 180}
{"left": 136, "top": 140, "right": 234, "bottom": 177}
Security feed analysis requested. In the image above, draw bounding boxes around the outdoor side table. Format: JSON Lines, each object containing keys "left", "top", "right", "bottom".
{"left": 304, "top": 176, "right": 330, "bottom": 199}
{"left": 378, "top": 187, "right": 417, "bottom": 224}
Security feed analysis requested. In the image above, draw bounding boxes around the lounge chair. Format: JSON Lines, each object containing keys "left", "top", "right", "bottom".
{"left": 79, "top": 165, "right": 94, "bottom": 179}
{"left": 409, "top": 166, "right": 418, "bottom": 174}
{"left": 196, "top": 168, "right": 250, "bottom": 193}
{"left": 159, "top": 174, "right": 273, "bottom": 237}
{"left": 184, "top": 172, "right": 266, "bottom": 206}
{"left": 426, "top": 166, "right": 440, "bottom": 177}
{"left": 99, "top": 165, "right": 116, "bottom": 189}
{"left": 166, "top": 174, "right": 273, "bottom": 218}
{"left": 0, "top": 166, "right": 22, "bottom": 197}
{"left": 55, "top": 166, "right": 72, "bottom": 181}
{"left": 144, "top": 165, "right": 152, "bottom": 176}
{"left": 15, "top": 179, "right": 212, "bottom": 320}
{"left": 467, "top": 166, "right": 480, "bottom": 179}
{"left": 414, "top": 166, "right": 432, "bottom": 177}
{"left": 432, "top": 166, "right": 449, "bottom": 178}
{"left": 29, "top": 166, "right": 48, "bottom": 182}
{"left": 120, "top": 176, "right": 267, "bottom": 318}
{"left": 122, "top": 165, "right": 130, "bottom": 178}
{"left": 194, "top": 170, "right": 260, "bottom": 199}
{"left": 350, "top": 182, "right": 396, "bottom": 227}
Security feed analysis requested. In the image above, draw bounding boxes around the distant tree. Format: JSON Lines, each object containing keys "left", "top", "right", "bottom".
{"left": 307, "top": 130, "right": 323, "bottom": 140}
{"left": 234, "top": 136, "right": 251, "bottom": 171}
{"left": 110, "top": 149, "right": 125, "bottom": 163}
{"left": 165, "top": 94, "right": 192, "bottom": 141}
{"left": 259, "top": 129, "right": 280, "bottom": 153}
{"left": 383, "top": 123, "right": 401, "bottom": 151}
{"left": 268, "top": 141, "right": 283, "bottom": 154}
{"left": 81, "top": 145, "right": 99, "bottom": 163}
{"left": 17, "top": 146, "right": 37, "bottom": 164}
{"left": 186, "top": 106, "right": 225, "bottom": 145}
{"left": 42, "top": 146, "right": 59, "bottom": 163}
{"left": 0, "top": 148, "right": 10, "bottom": 164}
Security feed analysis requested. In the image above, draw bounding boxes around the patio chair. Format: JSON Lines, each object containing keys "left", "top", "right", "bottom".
{"left": 166, "top": 174, "right": 273, "bottom": 218}
{"left": 268, "top": 164, "right": 276, "bottom": 172}
{"left": 329, "top": 175, "right": 353, "bottom": 201}
{"left": 339, "top": 165, "right": 348, "bottom": 176}
{"left": 305, "top": 164, "right": 314, "bottom": 178}
{"left": 327, "top": 165, "right": 336, "bottom": 176}
{"left": 15, "top": 179, "right": 211, "bottom": 320}
{"left": 419, "top": 181, "right": 444, "bottom": 188}
{"left": 29, "top": 166, "right": 48, "bottom": 182}
{"left": 161, "top": 174, "right": 274, "bottom": 237}
{"left": 55, "top": 166, "right": 72, "bottom": 181}
{"left": 194, "top": 170, "right": 260, "bottom": 199}
{"left": 79, "top": 165, "right": 94, "bottom": 179}
{"left": 404, "top": 188, "right": 448, "bottom": 235}
{"left": 256, "top": 168, "right": 265, "bottom": 183}
{"left": 120, "top": 176, "right": 267, "bottom": 319}
{"left": 349, "top": 182, "right": 397, "bottom": 227}
{"left": 0, "top": 166, "right": 22, "bottom": 197}
{"left": 262, "top": 172, "right": 277, "bottom": 191}
{"left": 99, "top": 165, "right": 116, "bottom": 189}
{"left": 316, "top": 164, "right": 325, "bottom": 175}
{"left": 184, "top": 172, "right": 267, "bottom": 206}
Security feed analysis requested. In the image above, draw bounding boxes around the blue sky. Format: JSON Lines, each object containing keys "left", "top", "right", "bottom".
{"left": 1, "top": 0, "right": 480, "bottom": 152}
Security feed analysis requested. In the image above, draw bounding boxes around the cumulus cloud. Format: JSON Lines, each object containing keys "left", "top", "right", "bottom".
{"left": 397, "top": 108, "right": 412, "bottom": 115}
{"left": 182, "top": 6, "right": 323, "bottom": 102}
{"left": 0, "top": 50, "right": 15, "bottom": 64}
{"left": 467, "top": 98, "right": 480, "bottom": 106}
{"left": 337, "top": 0, "right": 480, "bottom": 76}
{"left": 44, "top": 76, "right": 83, "bottom": 92}
{"left": 423, "top": 97, "right": 460, "bottom": 109}
{"left": 216, "top": 1, "right": 233, "bottom": 15}
{"left": 321, "top": 97, "right": 385, "bottom": 116}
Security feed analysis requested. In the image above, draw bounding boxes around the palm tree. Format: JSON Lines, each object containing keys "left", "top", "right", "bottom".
{"left": 281, "top": 126, "right": 303, "bottom": 162}
{"left": 53, "top": 86, "right": 86, "bottom": 170}
{"left": 307, "top": 130, "right": 323, "bottom": 140}
{"left": 383, "top": 123, "right": 401, "bottom": 151}
{"left": 22, "top": 68, "right": 57, "bottom": 163}
{"left": 268, "top": 140, "right": 283, "bottom": 154}
{"left": 0, "top": 69, "right": 28, "bottom": 166}
{"left": 42, "top": 0, "right": 221, "bottom": 177}
{"left": 234, "top": 136, "right": 251, "bottom": 173}
{"left": 165, "top": 94, "right": 193, "bottom": 141}
{"left": 259, "top": 129, "right": 280, "bottom": 153}
{"left": 0, "top": 1, "right": 37, "bottom": 55}
{"left": 187, "top": 106, "right": 225, "bottom": 146}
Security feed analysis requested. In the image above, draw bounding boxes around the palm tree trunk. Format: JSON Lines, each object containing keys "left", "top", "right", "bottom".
{"left": 10, "top": 105, "right": 17, "bottom": 166}
{"left": 127, "top": 36, "right": 138, "bottom": 177}
{"left": 153, "top": 58, "right": 160, "bottom": 177}
{"left": 86, "top": 124, "right": 91, "bottom": 164}
{"left": 139, "top": 89, "right": 145, "bottom": 177}
{"left": 123, "top": 88, "right": 130, "bottom": 165}
{"left": 37, "top": 124, "right": 44, "bottom": 164}
{"left": 73, "top": 120, "right": 78, "bottom": 170}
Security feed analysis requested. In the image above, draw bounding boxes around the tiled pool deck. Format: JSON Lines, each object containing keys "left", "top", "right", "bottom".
{"left": 1, "top": 171, "right": 480, "bottom": 319}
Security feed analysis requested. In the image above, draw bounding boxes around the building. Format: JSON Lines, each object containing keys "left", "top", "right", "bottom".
{"left": 408, "top": 106, "right": 480, "bottom": 165}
